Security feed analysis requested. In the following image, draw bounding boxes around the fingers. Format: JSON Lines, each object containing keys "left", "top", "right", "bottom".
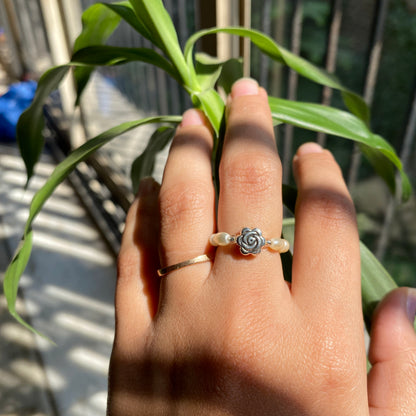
{"left": 115, "top": 178, "right": 160, "bottom": 347}
{"left": 215, "top": 79, "right": 285, "bottom": 290}
{"left": 368, "top": 287, "right": 416, "bottom": 415}
{"left": 291, "top": 143, "right": 361, "bottom": 317}
{"left": 158, "top": 109, "right": 215, "bottom": 294}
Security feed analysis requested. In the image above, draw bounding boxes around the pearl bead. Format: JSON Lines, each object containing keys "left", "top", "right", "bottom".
{"left": 269, "top": 238, "right": 290, "bottom": 253}
{"left": 210, "top": 232, "right": 231, "bottom": 246}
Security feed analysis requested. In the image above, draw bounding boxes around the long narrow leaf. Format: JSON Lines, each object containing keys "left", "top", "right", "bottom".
{"left": 194, "top": 53, "right": 227, "bottom": 91}
{"left": 129, "top": 0, "right": 196, "bottom": 90}
{"left": 185, "top": 27, "right": 369, "bottom": 124}
{"left": 2, "top": 230, "right": 54, "bottom": 342}
{"left": 216, "top": 58, "right": 244, "bottom": 95}
{"left": 193, "top": 89, "right": 225, "bottom": 136}
{"left": 5, "top": 115, "right": 181, "bottom": 335}
{"left": 131, "top": 126, "right": 176, "bottom": 193}
{"left": 17, "top": 65, "right": 70, "bottom": 182}
{"left": 360, "top": 242, "right": 401, "bottom": 332}
{"left": 72, "top": 2, "right": 122, "bottom": 102}
{"left": 269, "top": 96, "right": 410, "bottom": 200}
{"left": 102, "top": 1, "right": 153, "bottom": 41}
{"left": 71, "top": 45, "right": 181, "bottom": 83}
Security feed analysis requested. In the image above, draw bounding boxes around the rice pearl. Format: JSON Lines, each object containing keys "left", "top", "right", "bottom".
{"left": 210, "top": 232, "right": 232, "bottom": 246}
{"left": 269, "top": 238, "right": 290, "bottom": 253}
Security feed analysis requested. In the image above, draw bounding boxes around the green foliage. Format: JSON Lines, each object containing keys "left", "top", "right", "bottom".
{"left": 131, "top": 127, "right": 176, "bottom": 194}
{"left": 17, "top": 65, "right": 70, "bottom": 182}
{"left": 5, "top": 0, "right": 412, "bottom": 338}
{"left": 73, "top": 2, "right": 123, "bottom": 103}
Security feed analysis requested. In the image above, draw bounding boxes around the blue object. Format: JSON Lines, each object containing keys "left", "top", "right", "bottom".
{"left": 0, "top": 80, "right": 37, "bottom": 142}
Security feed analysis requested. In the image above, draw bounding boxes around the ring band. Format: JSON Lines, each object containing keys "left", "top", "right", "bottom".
{"left": 210, "top": 227, "right": 289, "bottom": 255}
{"left": 157, "top": 254, "right": 213, "bottom": 277}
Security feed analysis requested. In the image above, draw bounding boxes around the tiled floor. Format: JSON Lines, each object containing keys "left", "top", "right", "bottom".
{"left": 0, "top": 144, "right": 116, "bottom": 415}
{"left": 0, "top": 63, "right": 172, "bottom": 415}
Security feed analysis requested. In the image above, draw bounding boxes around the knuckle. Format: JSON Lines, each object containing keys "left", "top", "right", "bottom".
{"left": 300, "top": 188, "right": 355, "bottom": 227}
{"left": 159, "top": 182, "right": 210, "bottom": 232}
{"left": 221, "top": 153, "right": 281, "bottom": 200}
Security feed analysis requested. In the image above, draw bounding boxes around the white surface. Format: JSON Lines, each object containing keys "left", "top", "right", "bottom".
{"left": 0, "top": 144, "right": 116, "bottom": 415}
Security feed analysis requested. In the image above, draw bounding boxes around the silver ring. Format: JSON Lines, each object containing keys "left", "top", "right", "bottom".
{"left": 157, "top": 254, "right": 213, "bottom": 277}
{"left": 209, "top": 227, "right": 290, "bottom": 256}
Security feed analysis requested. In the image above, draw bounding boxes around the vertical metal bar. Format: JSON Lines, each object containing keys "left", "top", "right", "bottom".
{"left": 217, "top": 0, "right": 232, "bottom": 60}
{"left": 58, "top": 0, "right": 83, "bottom": 49}
{"left": 14, "top": 0, "right": 38, "bottom": 70}
{"left": 164, "top": 0, "right": 182, "bottom": 114}
{"left": 376, "top": 80, "right": 416, "bottom": 259}
{"left": 28, "top": 0, "right": 51, "bottom": 70}
{"left": 348, "top": 0, "right": 390, "bottom": 189}
{"left": 240, "top": 0, "right": 251, "bottom": 77}
{"left": 2, "top": 0, "right": 25, "bottom": 76}
{"left": 196, "top": 0, "right": 217, "bottom": 55}
{"left": 283, "top": 0, "right": 303, "bottom": 183}
{"left": 317, "top": 0, "right": 343, "bottom": 147}
{"left": 259, "top": 0, "right": 272, "bottom": 86}
{"left": 270, "top": 0, "right": 286, "bottom": 98}
{"left": 177, "top": 0, "right": 188, "bottom": 46}
{"left": 156, "top": 67, "right": 169, "bottom": 115}
{"left": 38, "top": 0, "right": 73, "bottom": 110}
{"left": 217, "top": 0, "right": 240, "bottom": 61}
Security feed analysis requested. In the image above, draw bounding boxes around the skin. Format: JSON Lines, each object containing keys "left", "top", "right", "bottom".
{"left": 107, "top": 78, "right": 416, "bottom": 415}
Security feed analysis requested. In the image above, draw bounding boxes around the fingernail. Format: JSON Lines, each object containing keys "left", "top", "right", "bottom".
{"left": 138, "top": 176, "right": 156, "bottom": 197}
{"left": 178, "top": 109, "right": 205, "bottom": 129}
{"left": 406, "top": 288, "right": 416, "bottom": 323}
{"left": 231, "top": 78, "right": 259, "bottom": 98}
{"left": 296, "top": 142, "right": 324, "bottom": 157}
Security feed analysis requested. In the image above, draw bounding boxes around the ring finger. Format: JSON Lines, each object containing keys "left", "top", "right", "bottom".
{"left": 158, "top": 109, "right": 215, "bottom": 300}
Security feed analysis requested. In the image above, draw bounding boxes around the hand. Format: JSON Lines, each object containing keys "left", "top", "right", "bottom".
{"left": 107, "top": 78, "right": 416, "bottom": 415}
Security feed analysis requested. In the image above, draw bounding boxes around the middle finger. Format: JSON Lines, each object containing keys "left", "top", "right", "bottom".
{"left": 214, "top": 79, "right": 286, "bottom": 291}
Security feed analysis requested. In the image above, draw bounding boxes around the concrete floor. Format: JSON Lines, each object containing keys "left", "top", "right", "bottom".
{"left": 0, "top": 144, "right": 116, "bottom": 415}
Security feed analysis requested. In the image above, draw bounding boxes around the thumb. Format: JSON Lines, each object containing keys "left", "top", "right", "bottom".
{"left": 368, "top": 287, "right": 416, "bottom": 415}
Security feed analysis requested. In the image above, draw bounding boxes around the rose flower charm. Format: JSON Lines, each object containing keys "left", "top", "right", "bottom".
{"left": 236, "top": 228, "right": 266, "bottom": 255}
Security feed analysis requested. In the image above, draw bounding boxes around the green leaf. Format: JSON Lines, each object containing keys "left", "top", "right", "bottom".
{"left": 269, "top": 96, "right": 410, "bottom": 199}
{"left": 399, "top": 170, "right": 413, "bottom": 202}
{"left": 102, "top": 1, "right": 153, "bottom": 41}
{"left": 192, "top": 89, "right": 225, "bottom": 137}
{"left": 17, "top": 65, "right": 70, "bottom": 182}
{"left": 2, "top": 230, "right": 54, "bottom": 342}
{"left": 130, "top": 126, "right": 176, "bottom": 193}
{"left": 359, "top": 144, "right": 411, "bottom": 202}
{"left": 359, "top": 143, "right": 397, "bottom": 195}
{"left": 216, "top": 58, "right": 244, "bottom": 95}
{"left": 129, "top": 0, "right": 195, "bottom": 90}
{"left": 194, "top": 53, "right": 226, "bottom": 91}
{"left": 360, "top": 241, "right": 399, "bottom": 332}
{"left": 72, "top": 2, "right": 123, "bottom": 103}
{"left": 17, "top": 44, "right": 179, "bottom": 184}
{"left": 6, "top": 115, "right": 181, "bottom": 335}
{"left": 185, "top": 27, "right": 369, "bottom": 123}
{"left": 71, "top": 45, "right": 181, "bottom": 83}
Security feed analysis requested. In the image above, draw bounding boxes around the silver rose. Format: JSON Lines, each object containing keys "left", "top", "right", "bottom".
{"left": 236, "top": 228, "right": 266, "bottom": 255}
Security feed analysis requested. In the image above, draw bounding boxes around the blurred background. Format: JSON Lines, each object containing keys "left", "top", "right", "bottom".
{"left": 0, "top": 0, "right": 415, "bottom": 414}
